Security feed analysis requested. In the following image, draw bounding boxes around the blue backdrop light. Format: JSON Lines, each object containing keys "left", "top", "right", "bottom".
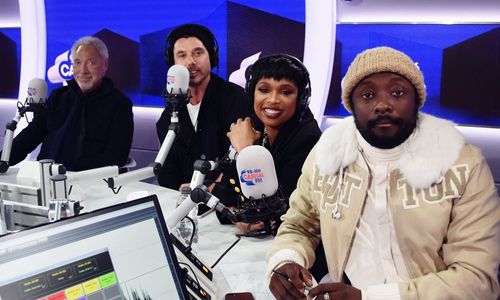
{"left": 326, "top": 24, "right": 500, "bottom": 127}
{"left": 0, "top": 1, "right": 498, "bottom": 127}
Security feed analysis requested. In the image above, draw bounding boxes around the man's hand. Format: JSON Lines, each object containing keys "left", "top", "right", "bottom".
{"left": 269, "top": 263, "right": 314, "bottom": 300}
{"left": 307, "top": 283, "right": 361, "bottom": 300}
{"left": 179, "top": 183, "right": 190, "bottom": 191}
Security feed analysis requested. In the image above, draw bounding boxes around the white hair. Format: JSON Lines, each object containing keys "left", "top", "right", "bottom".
{"left": 71, "top": 36, "right": 109, "bottom": 61}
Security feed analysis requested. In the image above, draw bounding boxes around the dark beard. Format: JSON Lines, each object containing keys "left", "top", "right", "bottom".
{"left": 355, "top": 115, "right": 417, "bottom": 149}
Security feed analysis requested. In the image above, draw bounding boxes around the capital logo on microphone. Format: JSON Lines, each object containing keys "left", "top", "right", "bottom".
{"left": 239, "top": 168, "right": 265, "bottom": 186}
{"left": 167, "top": 75, "right": 176, "bottom": 86}
{"left": 27, "top": 87, "right": 39, "bottom": 96}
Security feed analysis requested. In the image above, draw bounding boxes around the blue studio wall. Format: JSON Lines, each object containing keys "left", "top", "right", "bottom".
{"left": 0, "top": 0, "right": 499, "bottom": 127}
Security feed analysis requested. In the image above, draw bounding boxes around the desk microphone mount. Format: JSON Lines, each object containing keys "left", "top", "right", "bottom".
{"left": 47, "top": 174, "right": 72, "bottom": 222}
{"left": 166, "top": 158, "right": 222, "bottom": 299}
{"left": 106, "top": 93, "right": 187, "bottom": 192}
{"left": 0, "top": 160, "right": 82, "bottom": 235}
{"left": 0, "top": 102, "right": 46, "bottom": 174}
{"left": 190, "top": 184, "right": 287, "bottom": 237}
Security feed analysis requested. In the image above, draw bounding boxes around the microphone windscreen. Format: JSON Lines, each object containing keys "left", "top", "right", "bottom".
{"left": 236, "top": 145, "right": 278, "bottom": 199}
{"left": 27, "top": 78, "right": 48, "bottom": 104}
{"left": 166, "top": 64, "right": 189, "bottom": 95}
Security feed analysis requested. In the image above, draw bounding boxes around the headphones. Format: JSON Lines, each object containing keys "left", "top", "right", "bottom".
{"left": 165, "top": 24, "right": 219, "bottom": 69}
{"left": 245, "top": 54, "right": 311, "bottom": 120}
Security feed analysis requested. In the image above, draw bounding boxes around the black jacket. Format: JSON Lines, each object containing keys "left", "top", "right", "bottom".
{"left": 213, "top": 108, "right": 322, "bottom": 229}
{"left": 5, "top": 78, "right": 134, "bottom": 171}
{"left": 156, "top": 73, "right": 248, "bottom": 190}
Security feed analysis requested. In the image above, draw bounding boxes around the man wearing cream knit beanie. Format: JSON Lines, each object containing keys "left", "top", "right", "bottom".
{"left": 341, "top": 46, "right": 427, "bottom": 149}
{"left": 267, "top": 46, "right": 499, "bottom": 300}
{"left": 341, "top": 46, "right": 426, "bottom": 113}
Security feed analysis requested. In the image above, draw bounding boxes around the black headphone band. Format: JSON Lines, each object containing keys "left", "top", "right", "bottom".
{"left": 245, "top": 54, "right": 311, "bottom": 118}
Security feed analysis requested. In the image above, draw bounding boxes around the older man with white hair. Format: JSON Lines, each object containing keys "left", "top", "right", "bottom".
{"left": 2, "top": 36, "right": 134, "bottom": 171}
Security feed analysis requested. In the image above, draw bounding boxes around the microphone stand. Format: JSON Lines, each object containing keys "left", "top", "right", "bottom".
{"left": 190, "top": 184, "right": 286, "bottom": 237}
{"left": 165, "top": 158, "right": 223, "bottom": 299}
{"left": 47, "top": 174, "right": 72, "bottom": 222}
{"left": 106, "top": 96, "right": 185, "bottom": 193}
{"left": 0, "top": 104, "right": 37, "bottom": 174}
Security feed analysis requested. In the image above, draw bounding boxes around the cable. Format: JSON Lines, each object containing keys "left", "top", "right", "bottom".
{"left": 103, "top": 178, "right": 122, "bottom": 194}
{"left": 178, "top": 262, "right": 200, "bottom": 286}
{"left": 211, "top": 235, "right": 241, "bottom": 269}
{"left": 184, "top": 215, "right": 196, "bottom": 250}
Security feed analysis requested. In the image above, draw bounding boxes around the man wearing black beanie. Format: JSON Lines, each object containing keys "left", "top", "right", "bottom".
{"left": 156, "top": 24, "right": 248, "bottom": 191}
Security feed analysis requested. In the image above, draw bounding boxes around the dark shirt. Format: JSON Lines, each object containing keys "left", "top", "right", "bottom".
{"left": 156, "top": 73, "right": 248, "bottom": 190}
{"left": 213, "top": 109, "right": 322, "bottom": 232}
{"left": 4, "top": 78, "right": 134, "bottom": 171}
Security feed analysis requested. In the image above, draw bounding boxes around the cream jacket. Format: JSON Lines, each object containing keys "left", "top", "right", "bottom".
{"left": 267, "top": 113, "right": 500, "bottom": 300}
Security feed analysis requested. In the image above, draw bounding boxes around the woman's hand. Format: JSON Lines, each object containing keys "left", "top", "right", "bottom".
{"left": 227, "top": 117, "right": 261, "bottom": 153}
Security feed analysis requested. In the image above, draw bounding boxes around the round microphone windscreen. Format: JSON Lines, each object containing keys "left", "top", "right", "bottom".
{"left": 166, "top": 64, "right": 190, "bottom": 95}
{"left": 27, "top": 78, "right": 48, "bottom": 104}
{"left": 236, "top": 145, "right": 279, "bottom": 199}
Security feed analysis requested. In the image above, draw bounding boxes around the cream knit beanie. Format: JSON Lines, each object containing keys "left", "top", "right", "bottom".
{"left": 341, "top": 46, "right": 426, "bottom": 113}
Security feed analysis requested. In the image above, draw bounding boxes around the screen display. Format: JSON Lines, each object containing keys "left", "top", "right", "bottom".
{"left": 0, "top": 196, "right": 188, "bottom": 300}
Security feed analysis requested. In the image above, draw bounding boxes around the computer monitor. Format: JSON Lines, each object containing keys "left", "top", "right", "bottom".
{"left": 0, "top": 195, "right": 190, "bottom": 300}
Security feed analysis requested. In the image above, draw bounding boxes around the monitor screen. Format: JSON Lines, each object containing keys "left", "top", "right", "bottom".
{"left": 0, "top": 195, "right": 189, "bottom": 300}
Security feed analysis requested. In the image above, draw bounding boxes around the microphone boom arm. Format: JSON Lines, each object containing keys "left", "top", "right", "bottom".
{"left": 106, "top": 111, "right": 180, "bottom": 190}
{"left": 1, "top": 110, "right": 29, "bottom": 173}
{"left": 189, "top": 185, "right": 240, "bottom": 223}
{"left": 1, "top": 78, "right": 48, "bottom": 174}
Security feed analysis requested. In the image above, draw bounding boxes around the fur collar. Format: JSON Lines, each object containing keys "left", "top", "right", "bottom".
{"left": 315, "top": 113, "right": 465, "bottom": 189}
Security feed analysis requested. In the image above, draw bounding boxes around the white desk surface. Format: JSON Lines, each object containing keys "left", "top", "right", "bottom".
{"left": 1, "top": 167, "right": 274, "bottom": 299}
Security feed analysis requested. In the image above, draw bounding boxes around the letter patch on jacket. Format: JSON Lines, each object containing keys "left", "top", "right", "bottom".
{"left": 397, "top": 164, "right": 470, "bottom": 209}
{"left": 313, "top": 167, "right": 362, "bottom": 213}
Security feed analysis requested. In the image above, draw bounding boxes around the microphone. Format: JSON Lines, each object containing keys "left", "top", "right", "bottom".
{"left": 20, "top": 78, "right": 48, "bottom": 114}
{"left": 235, "top": 145, "right": 287, "bottom": 229}
{"left": 1, "top": 78, "right": 48, "bottom": 173}
{"left": 236, "top": 145, "right": 278, "bottom": 199}
{"left": 27, "top": 78, "right": 48, "bottom": 104}
{"left": 163, "top": 64, "right": 190, "bottom": 105}
{"left": 166, "top": 147, "right": 285, "bottom": 236}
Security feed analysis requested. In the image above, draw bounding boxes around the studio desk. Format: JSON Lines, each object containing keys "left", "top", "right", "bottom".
{"left": 0, "top": 167, "right": 274, "bottom": 299}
